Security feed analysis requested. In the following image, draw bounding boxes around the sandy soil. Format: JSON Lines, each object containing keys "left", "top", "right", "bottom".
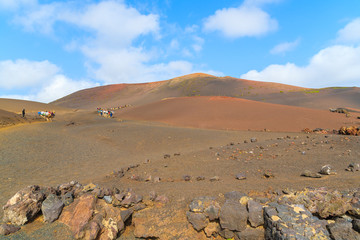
{"left": 116, "top": 96, "right": 360, "bottom": 132}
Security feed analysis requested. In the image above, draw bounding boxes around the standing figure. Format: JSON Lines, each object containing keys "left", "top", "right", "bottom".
{"left": 22, "top": 109, "right": 25, "bottom": 118}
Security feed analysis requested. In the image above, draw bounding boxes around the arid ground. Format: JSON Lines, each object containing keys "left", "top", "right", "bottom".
{"left": 0, "top": 74, "right": 359, "bottom": 239}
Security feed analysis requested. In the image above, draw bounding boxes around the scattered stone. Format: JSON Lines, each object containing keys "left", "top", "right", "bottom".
{"left": 220, "top": 199, "right": 248, "bottom": 232}
{"left": 143, "top": 159, "right": 150, "bottom": 164}
{"left": 263, "top": 170, "right": 274, "bottom": 178}
{"left": 133, "top": 203, "right": 147, "bottom": 211}
{"left": 196, "top": 176, "right": 205, "bottom": 181}
{"left": 235, "top": 172, "right": 246, "bottom": 180}
{"left": 41, "top": 194, "right": 64, "bottom": 223}
{"left": 121, "top": 191, "right": 142, "bottom": 207}
{"left": 346, "top": 163, "right": 360, "bottom": 172}
{"left": 153, "top": 176, "right": 161, "bottom": 183}
{"left": 247, "top": 200, "right": 264, "bottom": 227}
{"left": 210, "top": 176, "right": 220, "bottom": 182}
{"left": 224, "top": 191, "right": 247, "bottom": 201}
{"left": 163, "top": 154, "right": 171, "bottom": 159}
{"left": 145, "top": 175, "right": 152, "bottom": 182}
{"left": 301, "top": 170, "right": 322, "bottom": 178}
{"left": 186, "top": 212, "right": 208, "bottom": 231}
{"left": 319, "top": 164, "right": 336, "bottom": 175}
{"left": 244, "top": 140, "right": 248, "bottom": 143}
{"left": 174, "top": 153, "right": 181, "bottom": 156}
{"left": 103, "top": 195, "right": 113, "bottom": 204}
{"left": 301, "top": 151, "right": 306, "bottom": 155}
{"left": 250, "top": 137, "right": 257, "bottom": 143}
{"left": 0, "top": 224, "right": 21, "bottom": 236}
{"left": 130, "top": 174, "right": 142, "bottom": 181}
{"left": 183, "top": 175, "right": 191, "bottom": 181}
{"left": 3, "top": 185, "right": 46, "bottom": 225}
{"left": 327, "top": 218, "right": 360, "bottom": 240}
{"left": 92, "top": 187, "right": 104, "bottom": 198}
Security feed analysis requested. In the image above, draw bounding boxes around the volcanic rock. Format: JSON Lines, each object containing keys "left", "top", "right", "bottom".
{"left": 301, "top": 170, "right": 322, "bottom": 178}
{"left": 235, "top": 227, "right": 265, "bottom": 240}
{"left": 327, "top": 218, "right": 360, "bottom": 240}
{"left": 3, "top": 185, "right": 46, "bottom": 225}
{"left": 204, "top": 222, "right": 220, "bottom": 238}
{"left": 247, "top": 200, "right": 264, "bottom": 227}
{"left": 236, "top": 172, "right": 246, "bottom": 180}
{"left": 186, "top": 212, "right": 208, "bottom": 231}
{"left": 62, "top": 192, "right": 74, "bottom": 206}
{"left": 41, "top": 194, "right": 64, "bottom": 223}
{"left": 220, "top": 199, "right": 248, "bottom": 232}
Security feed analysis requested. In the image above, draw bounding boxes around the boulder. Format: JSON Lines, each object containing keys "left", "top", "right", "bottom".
{"left": 41, "top": 194, "right": 64, "bottom": 223}
{"left": 3, "top": 185, "right": 46, "bottom": 225}
{"left": 264, "top": 203, "right": 330, "bottom": 239}
{"left": 59, "top": 194, "right": 97, "bottom": 237}
{"left": 189, "top": 196, "right": 220, "bottom": 220}
{"left": 61, "top": 192, "right": 74, "bottom": 206}
{"left": 346, "top": 163, "right": 360, "bottom": 172}
{"left": 0, "top": 224, "right": 21, "bottom": 236}
{"left": 327, "top": 218, "right": 360, "bottom": 240}
{"left": 353, "top": 219, "right": 360, "bottom": 233}
{"left": 220, "top": 199, "right": 248, "bottom": 232}
{"left": 247, "top": 200, "right": 264, "bottom": 227}
{"left": 319, "top": 165, "right": 335, "bottom": 175}
{"left": 301, "top": 170, "right": 322, "bottom": 178}
{"left": 186, "top": 212, "right": 208, "bottom": 231}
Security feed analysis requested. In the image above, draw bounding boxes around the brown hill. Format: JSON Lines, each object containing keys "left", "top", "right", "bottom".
{"left": 51, "top": 73, "right": 307, "bottom": 109}
{"left": 115, "top": 96, "right": 357, "bottom": 132}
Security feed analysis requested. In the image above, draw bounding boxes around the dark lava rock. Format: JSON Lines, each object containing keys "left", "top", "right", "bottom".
{"left": 235, "top": 172, "right": 246, "bottom": 180}
{"left": 61, "top": 192, "right": 74, "bottom": 206}
{"left": 121, "top": 191, "right": 143, "bottom": 207}
{"left": 196, "top": 176, "right": 205, "bottom": 181}
{"left": 183, "top": 175, "right": 191, "bottom": 181}
{"left": 353, "top": 219, "right": 360, "bottom": 233}
{"left": 220, "top": 199, "right": 248, "bottom": 232}
{"left": 3, "top": 185, "right": 46, "bottom": 225}
{"left": 247, "top": 200, "right": 264, "bottom": 227}
{"left": 41, "top": 194, "right": 64, "bottom": 223}
{"left": 235, "top": 227, "right": 265, "bottom": 240}
{"left": 301, "top": 170, "right": 322, "bottom": 178}
{"left": 250, "top": 138, "right": 257, "bottom": 143}
{"left": 263, "top": 170, "right": 274, "bottom": 178}
{"left": 264, "top": 203, "right": 330, "bottom": 239}
{"left": 346, "top": 163, "right": 360, "bottom": 172}
{"left": 327, "top": 218, "right": 360, "bottom": 240}
{"left": 186, "top": 212, "right": 208, "bottom": 231}
{"left": 189, "top": 196, "right": 219, "bottom": 215}
{"left": 0, "top": 224, "right": 21, "bottom": 235}
{"left": 92, "top": 187, "right": 104, "bottom": 198}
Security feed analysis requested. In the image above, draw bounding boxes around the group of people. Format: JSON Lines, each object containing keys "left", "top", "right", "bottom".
{"left": 38, "top": 111, "right": 55, "bottom": 121}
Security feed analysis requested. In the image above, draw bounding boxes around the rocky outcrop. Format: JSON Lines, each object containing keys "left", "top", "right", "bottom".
{"left": 2, "top": 183, "right": 360, "bottom": 239}
{"left": 339, "top": 126, "right": 360, "bottom": 135}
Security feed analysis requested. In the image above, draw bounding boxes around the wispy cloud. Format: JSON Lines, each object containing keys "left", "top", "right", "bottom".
{"left": 270, "top": 38, "right": 301, "bottom": 55}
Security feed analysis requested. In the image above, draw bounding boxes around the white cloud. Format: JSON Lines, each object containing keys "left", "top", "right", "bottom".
{"left": 241, "top": 45, "right": 360, "bottom": 88}
{"left": 0, "top": 59, "right": 98, "bottom": 103}
{"left": 203, "top": 3, "right": 278, "bottom": 38}
{"left": 336, "top": 18, "right": 360, "bottom": 44}
{"left": 0, "top": 0, "right": 36, "bottom": 10}
{"left": 270, "top": 38, "right": 300, "bottom": 55}
{"left": 0, "top": 59, "right": 59, "bottom": 89}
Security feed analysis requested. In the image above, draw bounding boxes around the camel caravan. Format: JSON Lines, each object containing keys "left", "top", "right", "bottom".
{"left": 97, "top": 105, "right": 131, "bottom": 118}
{"left": 38, "top": 111, "right": 55, "bottom": 121}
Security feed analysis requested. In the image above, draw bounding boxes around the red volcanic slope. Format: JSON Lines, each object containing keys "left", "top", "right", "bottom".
{"left": 116, "top": 96, "right": 355, "bottom": 132}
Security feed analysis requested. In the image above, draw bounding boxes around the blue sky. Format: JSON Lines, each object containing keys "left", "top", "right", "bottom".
{"left": 0, "top": 0, "right": 360, "bottom": 102}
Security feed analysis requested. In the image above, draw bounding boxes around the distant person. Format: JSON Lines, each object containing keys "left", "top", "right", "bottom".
{"left": 22, "top": 109, "right": 25, "bottom": 118}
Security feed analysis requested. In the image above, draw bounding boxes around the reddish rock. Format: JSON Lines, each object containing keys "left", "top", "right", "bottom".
{"left": 0, "top": 224, "right": 21, "bottom": 235}
{"left": 59, "top": 194, "right": 97, "bottom": 237}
